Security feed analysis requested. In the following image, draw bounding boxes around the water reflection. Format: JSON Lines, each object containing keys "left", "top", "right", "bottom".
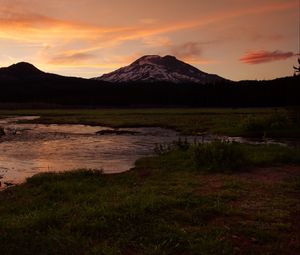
{"left": 0, "top": 117, "right": 181, "bottom": 186}
{"left": 0, "top": 116, "right": 297, "bottom": 188}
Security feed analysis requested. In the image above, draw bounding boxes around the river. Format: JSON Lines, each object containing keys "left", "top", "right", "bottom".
{"left": 0, "top": 116, "right": 294, "bottom": 188}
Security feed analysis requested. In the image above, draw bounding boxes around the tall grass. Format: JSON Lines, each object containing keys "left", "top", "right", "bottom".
{"left": 1, "top": 141, "right": 300, "bottom": 254}
{"left": 240, "top": 110, "right": 300, "bottom": 137}
{"left": 153, "top": 140, "right": 300, "bottom": 173}
{"left": 193, "top": 141, "right": 246, "bottom": 171}
{"left": 287, "top": 106, "right": 300, "bottom": 124}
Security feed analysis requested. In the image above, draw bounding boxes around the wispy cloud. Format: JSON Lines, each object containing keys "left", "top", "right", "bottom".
{"left": 48, "top": 52, "right": 97, "bottom": 65}
{"left": 0, "top": 0, "right": 297, "bottom": 77}
{"left": 140, "top": 18, "right": 158, "bottom": 25}
{"left": 170, "top": 42, "right": 202, "bottom": 60}
{"left": 0, "top": 1, "right": 296, "bottom": 43}
{"left": 240, "top": 50, "right": 296, "bottom": 64}
{"left": 249, "top": 33, "right": 284, "bottom": 42}
{"left": 0, "top": 5, "right": 130, "bottom": 42}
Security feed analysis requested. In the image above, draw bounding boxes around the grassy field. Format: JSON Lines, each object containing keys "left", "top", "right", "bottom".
{"left": 0, "top": 142, "right": 299, "bottom": 255}
{"left": 0, "top": 107, "right": 300, "bottom": 137}
{"left": 0, "top": 108, "right": 299, "bottom": 254}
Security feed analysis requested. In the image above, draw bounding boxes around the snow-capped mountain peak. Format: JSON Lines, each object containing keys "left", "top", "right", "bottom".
{"left": 94, "top": 55, "right": 225, "bottom": 84}
{"left": 133, "top": 55, "right": 161, "bottom": 66}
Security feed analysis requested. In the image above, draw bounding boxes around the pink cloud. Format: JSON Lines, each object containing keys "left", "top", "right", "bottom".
{"left": 170, "top": 42, "right": 202, "bottom": 60}
{"left": 240, "top": 50, "right": 296, "bottom": 64}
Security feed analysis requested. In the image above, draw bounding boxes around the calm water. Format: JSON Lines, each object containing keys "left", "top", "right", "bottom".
{"left": 0, "top": 116, "right": 294, "bottom": 187}
{"left": 0, "top": 116, "right": 189, "bottom": 186}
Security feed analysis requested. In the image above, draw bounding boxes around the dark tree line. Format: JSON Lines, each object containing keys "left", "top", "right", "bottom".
{"left": 0, "top": 74, "right": 299, "bottom": 108}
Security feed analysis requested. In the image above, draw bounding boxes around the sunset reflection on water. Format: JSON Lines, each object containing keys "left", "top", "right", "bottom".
{"left": 0, "top": 118, "right": 179, "bottom": 186}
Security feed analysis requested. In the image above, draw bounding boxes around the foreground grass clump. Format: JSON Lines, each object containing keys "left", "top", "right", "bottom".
{"left": 0, "top": 143, "right": 300, "bottom": 254}
{"left": 239, "top": 110, "right": 300, "bottom": 138}
{"left": 193, "top": 141, "right": 246, "bottom": 171}
{"left": 153, "top": 140, "right": 300, "bottom": 173}
{"left": 0, "top": 170, "right": 235, "bottom": 255}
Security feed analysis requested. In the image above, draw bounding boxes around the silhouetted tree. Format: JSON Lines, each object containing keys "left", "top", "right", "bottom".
{"left": 294, "top": 58, "right": 300, "bottom": 76}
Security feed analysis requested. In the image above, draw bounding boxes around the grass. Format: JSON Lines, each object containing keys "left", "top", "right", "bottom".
{"left": 152, "top": 140, "right": 300, "bottom": 172}
{"left": 0, "top": 142, "right": 300, "bottom": 254}
{"left": 239, "top": 110, "right": 300, "bottom": 138}
{"left": 0, "top": 107, "right": 299, "bottom": 137}
{"left": 192, "top": 141, "right": 247, "bottom": 171}
{"left": 0, "top": 108, "right": 299, "bottom": 253}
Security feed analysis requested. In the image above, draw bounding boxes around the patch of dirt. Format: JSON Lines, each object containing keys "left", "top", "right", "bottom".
{"left": 193, "top": 174, "right": 225, "bottom": 195}
{"left": 194, "top": 166, "right": 300, "bottom": 196}
{"left": 122, "top": 247, "right": 141, "bottom": 255}
{"left": 287, "top": 210, "right": 300, "bottom": 254}
{"left": 237, "top": 165, "right": 300, "bottom": 184}
{"left": 136, "top": 167, "right": 153, "bottom": 180}
{"left": 194, "top": 165, "right": 300, "bottom": 254}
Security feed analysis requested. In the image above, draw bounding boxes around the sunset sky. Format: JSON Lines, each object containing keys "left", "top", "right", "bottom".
{"left": 0, "top": 0, "right": 298, "bottom": 80}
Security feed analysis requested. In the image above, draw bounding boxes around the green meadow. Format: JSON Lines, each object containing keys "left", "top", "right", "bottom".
{"left": 0, "top": 108, "right": 299, "bottom": 254}
{"left": 0, "top": 107, "right": 299, "bottom": 137}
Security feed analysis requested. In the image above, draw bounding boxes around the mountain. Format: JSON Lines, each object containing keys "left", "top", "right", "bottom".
{"left": 0, "top": 61, "right": 299, "bottom": 108}
{"left": 0, "top": 62, "right": 44, "bottom": 76}
{"left": 0, "top": 62, "right": 110, "bottom": 106}
{"left": 0, "top": 62, "right": 46, "bottom": 81}
{"left": 94, "top": 55, "right": 226, "bottom": 84}
{"left": 0, "top": 62, "right": 96, "bottom": 83}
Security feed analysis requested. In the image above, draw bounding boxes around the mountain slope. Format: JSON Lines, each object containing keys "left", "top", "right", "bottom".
{"left": 0, "top": 62, "right": 110, "bottom": 106}
{"left": 0, "top": 61, "right": 298, "bottom": 107}
{"left": 94, "top": 55, "right": 226, "bottom": 84}
{"left": 0, "top": 62, "right": 98, "bottom": 83}
{"left": 0, "top": 62, "right": 46, "bottom": 82}
{"left": 0, "top": 62, "right": 43, "bottom": 76}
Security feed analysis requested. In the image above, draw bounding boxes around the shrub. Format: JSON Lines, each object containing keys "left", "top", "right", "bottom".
{"left": 286, "top": 106, "right": 300, "bottom": 124}
{"left": 154, "top": 138, "right": 191, "bottom": 155}
{"left": 240, "top": 112, "right": 291, "bottom": 135}
{"left": 193, "top": 141, "right": 247, "bottom": 172}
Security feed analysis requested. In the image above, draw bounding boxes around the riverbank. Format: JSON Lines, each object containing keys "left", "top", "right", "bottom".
{"left": 0, "top": 116, "right": 192, "bottom": 186}
{"left": 0, "top": 142, "right": 299, "bottom": 254}
{"left": 0, "top": 108, "right": 299, "bottom": 138}
{"left": 0, "top": 108, "right": 299, "bottom": 254}
{"left": 0, "top": 113, "right": 299, "bottom": 187}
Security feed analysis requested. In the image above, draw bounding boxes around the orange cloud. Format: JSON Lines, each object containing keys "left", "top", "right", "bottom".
{"left": 0, "top": 0, "right": 297, "bottom": 69}
{"left": 240, "top": 50, "right": 296, "bottom": 64}
{"left": 0, "top": 5, "right": 130, "bottom": 42}
{"left": 1, "top": 1, "right": 296, "bottom": 43}
{"left": 48, "top": 52, "right": 97, "bottom": 65}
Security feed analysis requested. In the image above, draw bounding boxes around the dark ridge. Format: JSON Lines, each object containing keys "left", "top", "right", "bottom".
{"left": 0, "top": 62, "right": 44, "bottom": 76}
{"left": 0, "top": 61, "right": 299, "bottom": 108}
